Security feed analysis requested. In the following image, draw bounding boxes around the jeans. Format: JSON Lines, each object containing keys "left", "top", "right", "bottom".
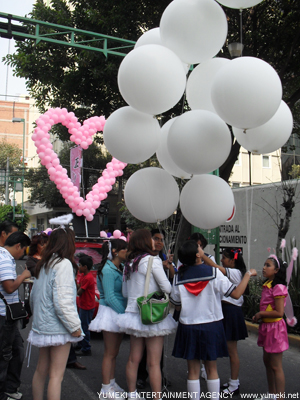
{"left": 78, "top": 308, "right": 94, "bottom": 352}
{"left": 0, "top": 316, "right": 24, "bottom": 400}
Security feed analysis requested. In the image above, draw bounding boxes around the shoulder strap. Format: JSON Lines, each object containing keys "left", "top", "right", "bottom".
{"left": 0, "top": 291, "right": 8, "bottom": 306}
{"left": 143, "top": 256, "right": 154, "bottom": 298}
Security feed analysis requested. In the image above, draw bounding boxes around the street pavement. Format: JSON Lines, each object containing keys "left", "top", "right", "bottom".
{"left": 15, "top": 260, "right": 300, "bottom": 400}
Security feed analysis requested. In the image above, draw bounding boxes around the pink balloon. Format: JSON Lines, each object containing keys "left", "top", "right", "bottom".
{"left": 120, "top": 236, "right": 127, "bottom": 241}
{"left": 113, "top": 230, "right": 121, "bottom": 239}
{"left": 100, "top": 231, "right": 107, "bottom": 238}
{"left": 86, "top": 214, "right": 94, "bottom": 222}
{"left": 83, "top": 208, "right": 90, "bottom": 217}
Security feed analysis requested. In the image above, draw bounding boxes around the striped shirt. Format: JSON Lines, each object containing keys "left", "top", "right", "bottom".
{"left": 0, "top": 247, "right": 18, "bottom": 316}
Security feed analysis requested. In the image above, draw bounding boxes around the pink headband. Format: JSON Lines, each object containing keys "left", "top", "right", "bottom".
{"left": 269, "top": 254, "right": 280, "bottom": 269}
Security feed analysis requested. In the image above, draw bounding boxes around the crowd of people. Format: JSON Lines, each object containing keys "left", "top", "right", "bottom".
{"left": 0, "top": 221, "right": 293, "bottom": 400}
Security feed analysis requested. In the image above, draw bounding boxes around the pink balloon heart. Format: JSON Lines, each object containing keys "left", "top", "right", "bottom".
{"left": 33, "top": 108, "right": 127, "bottom": 221}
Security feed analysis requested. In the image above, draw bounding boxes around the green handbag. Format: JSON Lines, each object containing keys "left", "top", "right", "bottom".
{"left": 136, "top": 256, "right": 170, "bottom": 325}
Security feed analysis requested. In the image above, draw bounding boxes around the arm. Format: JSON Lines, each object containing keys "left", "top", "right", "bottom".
{"left": 152, "top": 257, "right": 172, "bottom": 294}
{"left": 200, "top": 249, "right": 227, "bottom": 276}
{"left": 230, "top": 269, "right": 257, "bottom": 299}
{"left": 102, "top": 268, "right": 125, "bottom": 314}
{"left": 77, "top": 287, "right": 84, "bottom": 296}
{"left": 252, "top": 297, "right": 285, "bottom": 322}
{"left": 2, "top": 268, "right": 31, "bottom": 294}
{"left": 162, "top": 259, "right": 175, "bottom": 280}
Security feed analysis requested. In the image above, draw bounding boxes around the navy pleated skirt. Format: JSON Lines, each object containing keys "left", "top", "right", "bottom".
{"left": 222, "top": 302, "right": 248, "bottom": 341}
{"left": 172, "top": 320, "right": 228, "bottom": 360}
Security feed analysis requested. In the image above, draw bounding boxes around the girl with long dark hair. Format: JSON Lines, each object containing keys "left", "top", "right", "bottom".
{"left": 89, "top": 239, "right": 128, "bottom": 398}
{"left": 28, "top": 228, "right": 82, "bottom": 400}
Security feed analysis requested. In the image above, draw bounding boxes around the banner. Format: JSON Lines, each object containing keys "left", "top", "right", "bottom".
{"left": 70, "top": 146, "right": 82, "bottom": 190}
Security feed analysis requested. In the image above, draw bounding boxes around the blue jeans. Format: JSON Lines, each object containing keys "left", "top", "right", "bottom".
{"left": 78, "top": 308, "right": 94, "bottom": 352}
{"left": 0, "top": 316, "right": 24, "bottom": 400}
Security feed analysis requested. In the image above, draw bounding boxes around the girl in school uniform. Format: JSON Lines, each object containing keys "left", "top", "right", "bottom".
{"left": 171, "top": 240, "right": 257, "bottom": 400}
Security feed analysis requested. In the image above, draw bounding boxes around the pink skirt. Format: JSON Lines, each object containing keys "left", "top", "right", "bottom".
{"left": 257, "top": 319, "right": 289, "bottom": 353}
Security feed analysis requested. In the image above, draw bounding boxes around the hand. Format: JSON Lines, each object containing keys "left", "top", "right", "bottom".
{"left": 163, "top": 260, "right": 172, "bottom": 270}
{"left": 23, "top": 269, "right": 31, "bottom": 280}
{"left": 249, "top": 269, "right": 257, "bottom": 277}
{"left": 71, "top": 328, "right": 82, "bottom": 337}
{"left": 252, "top": 312, "right": 262, "bottom": 323}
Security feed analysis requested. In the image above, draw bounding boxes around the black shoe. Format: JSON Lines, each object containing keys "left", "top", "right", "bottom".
{"left": 66, "top": 361, "right": 87, "bottom": 370}
{"left": 76, "top": 349, "right": 92, "bottom": 356}
{"left": 220, "top": 382, "right": 229, "bottom": 390}
{"left": 73, "top": 344, "right": 82, "bottom": 351}
{"left": 136, "top": 379, "right": 146, "bottom": 389}
{"left": 222, "top": 386, "right": 240, "bottom": 396}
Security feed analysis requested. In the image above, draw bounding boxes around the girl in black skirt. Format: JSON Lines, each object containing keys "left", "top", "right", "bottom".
{"left": 171, "top": 241, "right": 256, "bottom": 400}
{"left": 203, "top": 248, "right": 248, "bottom": 395}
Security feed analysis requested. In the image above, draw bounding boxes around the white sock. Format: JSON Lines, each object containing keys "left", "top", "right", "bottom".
{"left": 207, "top": 379, "right": 220, "bottom": 400}
{"left": 101, "top": 383, "right": 111, "bottom": 393}
{"left": 110, "top": 379, "right": 116, "bottom": 386}
{"left": 228, "top": 378, "right": 239, "bottom": 391}
{"left": 187, "top": 379, "right": 200, "bottom": 400}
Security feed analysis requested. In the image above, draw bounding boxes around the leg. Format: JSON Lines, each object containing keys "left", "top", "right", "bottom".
{"left": 204, "top": 360, "right": 220, "bottom": 400}
{"left": 137, "top": 348, "right": 148, "bottom": 382}
{"left": 126, "top": 336, "right": 145, "bottom": 393}
{"left": 101, "top": 331, "right": 124, "bottom": 385}
{"left": 263, "top": 349, "right": 276, "bottom": 394}
{"left": 32, "top": 347, "right": 50, "bottom": 400}
{"left": 79, "top": 308, "right": 94, "bottom": 352}
{"left": 266, "top": 352, "right": 285, "bottom": 395}
{"left": 5, "top": 325, "right": 24, "bottom": 394}
{"left": 47, "top": 343, "right": 71, "bottom": 400}
{"left": 145, "top": 336, "right": 164, "bottom": 398}
{"left": 187, "top": 360, "right": 201, "bottom": 400}
{"left": 227, "top": 341, "right": 239, "bottom": 380}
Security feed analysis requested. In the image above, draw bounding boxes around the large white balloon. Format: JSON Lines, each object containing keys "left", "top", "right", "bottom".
{"left": 124, "top": 168, "right": 180, "bottom": 223}
{"left": 118, "top": 45, "right": 186, "bottom": 115}
{"left": 233, "top": 101, "right": 293, "bottom": 154}
{"left": 186, "top": 57, "right": 230, "bottom": 113}
{"left": 180, "top": 174, "right": 235, "bottom": 229}
{"left": 216, "top": 0, "right": 263, "bottom": 9}
{"left": 211, "top": 57, "right": 282, "bottom": 130}
{"left": 156, "top": 119, "right": 191, "bottom": 179}
{"left": 167, "top": 110, "right": 232, "bottom": 175}
{"left": 103, "top": 106, "right": 160, "bottom": 164}
{"left": 160, "top": 0, "right": 228, "bottom": 64}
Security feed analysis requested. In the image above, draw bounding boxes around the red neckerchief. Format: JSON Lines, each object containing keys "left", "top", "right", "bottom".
{"left": 184, "top": 280, "right": 209, "bottom": 296}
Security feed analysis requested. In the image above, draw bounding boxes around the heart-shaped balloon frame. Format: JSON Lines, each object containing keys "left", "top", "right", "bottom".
{"left": 32, "top": 108, "right": 127, "bottom": 221}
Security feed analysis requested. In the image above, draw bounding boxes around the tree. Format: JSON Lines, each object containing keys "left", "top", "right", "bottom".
{"left": 0, "top": 139, "right": 23, "bottom": 202}
{"left": 0, "top": 204, "right": 30, "bottom": 232}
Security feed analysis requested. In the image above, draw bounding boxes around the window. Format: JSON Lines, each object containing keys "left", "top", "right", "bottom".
{"left": 262, "top": 155, "right": 270, "bottom": 168}
{"left": 235, "top": 154, "right": 241, "bottom": 166}
{"left": 232, "top": 182, "right": 240, "bottom": 188}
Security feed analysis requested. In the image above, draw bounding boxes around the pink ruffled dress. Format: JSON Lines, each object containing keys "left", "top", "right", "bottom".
{"left": 257, "top": 281, "right": 289, "bottom": 353}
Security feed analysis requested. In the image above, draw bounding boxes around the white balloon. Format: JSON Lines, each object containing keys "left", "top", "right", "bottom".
{"left": 135, "top": 28, "right": 190, "bottom": 74}
{"left": 216, "top": 0, "right": 263, "bottom": 9}
{"left": 160, "top": 0, "right": 228, "bottom": 64}
{"left": 156, "top": 119, "right": 191, "bottom": 179}
{"left": 135, "top": 28, "right": 162, "bottom": 48}
{"left": 180, "top": 174, "right": 234, "bottom": 229}
{"left": 103, "top": 106, "right": 160, "bottom": 164}
{"left": 167, "top": 110, "right": 232, "bottom": 175}
{"left": 233, "top": 101, "right": 293, "bottom": 155}
{"left": 186, "top": 57, "right": 230, "bottom": 113}
{"left": 118, "top": 45, "right": 186, "bottom": 115}
{"left": 211, "top": 57, "right": 282, "bottom": 130}
{"left": 124, "top": 168, "right": 180, "bottom": 223}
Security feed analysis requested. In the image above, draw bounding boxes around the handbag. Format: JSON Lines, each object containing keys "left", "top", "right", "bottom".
{"left": 0, "top": 292, "right": 28, "bottom": 321}
{"left": 136, "top": 256, "right": 170, "bottom": 325}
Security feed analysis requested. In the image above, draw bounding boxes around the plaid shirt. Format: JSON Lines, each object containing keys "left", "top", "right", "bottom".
{"left": 0, "top": 247, "right": 18, "bottom": 316}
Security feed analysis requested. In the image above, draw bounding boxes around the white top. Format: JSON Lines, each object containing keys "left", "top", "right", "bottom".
{"left": 0, "top": 248, "right": 19, "bottom": 316}
{"left": 122, "top": 255, "right": 172, "bottom": 313}
{"left": 171, "top": 268, "right": 235, "bottom": 325}
{"left": 222, "top": 268, "right": 244, "bottom": 307}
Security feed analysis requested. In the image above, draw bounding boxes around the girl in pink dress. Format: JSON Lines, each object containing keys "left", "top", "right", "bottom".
{"left": 252, "top": 255, "right": 288, "bottom": 397}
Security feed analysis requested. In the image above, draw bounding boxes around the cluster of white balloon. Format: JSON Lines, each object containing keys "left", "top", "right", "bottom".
{"left": 103, "top": 0, "right": 293, "bottom": 229}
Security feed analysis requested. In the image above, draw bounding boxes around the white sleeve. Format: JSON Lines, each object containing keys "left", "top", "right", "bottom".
{"left": 170, "top": 277, "right": 181, "bottom": 306}
{"left": 151, "top": 257, "right": 172, "bottom": 294}
{"left": 215, "top": 268, "right": 236, "bottom": 298}
{"left": 122, "top": 271, "right": 128, "bottom": 298}
{"left": 53, "top": 260, "right": 81, "bottom": 334}
{"left": 225, "top": 268, "right": 242, "bottom": 285}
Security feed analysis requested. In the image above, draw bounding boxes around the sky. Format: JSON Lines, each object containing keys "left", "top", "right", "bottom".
{"left": 0, "top": 0, "right": 35, "bottom": 101}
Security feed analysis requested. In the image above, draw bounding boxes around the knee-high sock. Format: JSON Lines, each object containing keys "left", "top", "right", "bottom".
{"left": 187, "top": 379, "right": 200, "bottom": 400}
{"left": 207, "top": 379, "right": 220, "bottom": 400}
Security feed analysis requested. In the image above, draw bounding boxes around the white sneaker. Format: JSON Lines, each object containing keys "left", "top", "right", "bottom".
{"left": 5, "top": 391, "right": 23, "bottom": 400}
{"left": 112, "top": 382, "right": 125, "bottom": 394}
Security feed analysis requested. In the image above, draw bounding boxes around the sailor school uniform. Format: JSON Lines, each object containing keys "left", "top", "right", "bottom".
{"left": 221, "top": 268, "right": 248, "bottom": 341}
{"left": 171, "top": 263, "right": 236, "bottom": 360}
{"left": 257, "top": 280, "right": 288, "bottom": 353}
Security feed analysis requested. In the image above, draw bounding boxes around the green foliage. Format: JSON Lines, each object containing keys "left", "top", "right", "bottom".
{"left": 0, "top": 139, "right": 23, "bottom": 201}
{"left": 288, "top": 164, "right": 300, "bottom": 179}
{"left": 0, "top": 204, "right": 30, "bottom": 232}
